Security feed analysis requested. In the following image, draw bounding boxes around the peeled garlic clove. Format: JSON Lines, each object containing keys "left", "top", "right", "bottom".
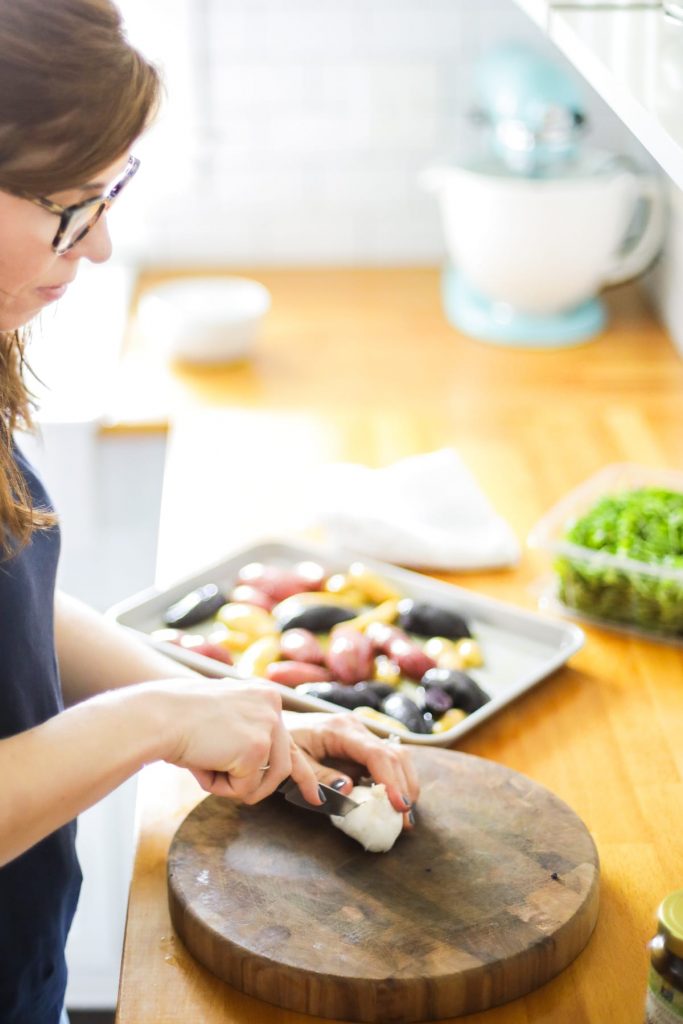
{"left": 330, "top": 783, "right": 403, "bottom": 853}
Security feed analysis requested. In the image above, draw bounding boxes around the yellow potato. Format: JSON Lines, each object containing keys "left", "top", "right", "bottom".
{"left": 216, "top": 602, "right": 276, "bottom": 637}
{"left": 348, "top": 562, "right": 403, "bottom": 604}
{"left": 455, "top": 638, "right": 484, "bottom": 668}
{"left": 236, "top": 635, "right": 281, "bottom": 678}
{"left": 424, "top": 636, "right": 466, "bottom": 671}
{"left": 352, "top": 706, "right": 409, "bottom": 733}
{"left": 432, "top": 708, "right": 467, "bottom": 733}
{"left": 333, "top": 598, "right": 400, "bottom": 634}
{"left": 323, "top": 573, "right": 367, "bottom": 606}
{"left": 372, "top": 655, "right": 401, "bottom": 687}
{"left": 208, "top": 625, "right": 254, "bottom": 653}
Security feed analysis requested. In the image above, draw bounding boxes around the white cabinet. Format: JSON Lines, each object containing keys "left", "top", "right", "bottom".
{"left": 511, "top": 1, "right": 683, "bottom": 354}
{"left": 511, "top": 3, "right": 683, "bottom": 189}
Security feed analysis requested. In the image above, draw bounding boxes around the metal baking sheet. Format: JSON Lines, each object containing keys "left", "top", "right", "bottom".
{"left": 108, "top": 537, "right": 584, "bottom": 746}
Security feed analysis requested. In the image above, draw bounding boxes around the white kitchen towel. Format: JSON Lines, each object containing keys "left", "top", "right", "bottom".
{"left": 314, "top": 448, "right": 520, "bottom": 570}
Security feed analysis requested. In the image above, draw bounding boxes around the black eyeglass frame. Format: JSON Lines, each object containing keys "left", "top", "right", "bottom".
{"left": 23, "top": 155, "right": 140, "bottom": 254}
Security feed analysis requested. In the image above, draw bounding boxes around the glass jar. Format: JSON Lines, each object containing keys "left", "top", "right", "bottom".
{"left": 645, "top": 889, "right": 683, "bottom": 1022}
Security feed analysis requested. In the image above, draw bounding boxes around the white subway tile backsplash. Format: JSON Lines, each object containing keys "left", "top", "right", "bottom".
{"left": 122, "top": 0, "right": 645, "bottom": 267}
{"left": 315, "top": 164, "right": 415, "bottom": 206}
{"left": 209, "top": 63, "right": 298, "bottom": 106}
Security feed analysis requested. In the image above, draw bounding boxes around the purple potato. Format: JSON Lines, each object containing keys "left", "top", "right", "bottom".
{"left": 397, "top": 599, "right": 471, "bottom": 640}
{"left": 420, "top": 668, "right": 490, "bottom": 714}
{"left": 163, "top": 583, "right": 226, "bottom": 629}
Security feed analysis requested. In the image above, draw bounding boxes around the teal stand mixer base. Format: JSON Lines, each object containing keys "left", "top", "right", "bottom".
{"left": 442, "top": 266, "right": 606, "bottom": 349}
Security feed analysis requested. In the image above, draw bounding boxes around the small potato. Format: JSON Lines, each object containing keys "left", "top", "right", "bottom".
{"left": 292, "top": 560, "right": 326, "bottom": 590}
{"left": 424, "top": 636, "right": 466, "bottom": 671}
{"left": 277, "top": 604, "right": 357, "bottom": 634}
{"left": 364, "top": 622, "right": 407, "bottom": 654}
{"left": 455, "top": 638, "right": 484, "bottom": 668}
{"left": 398, "top": 599, "right": 471, "bottom": 640}
{"left": 351, "top": 706, "right": 409, "bottom": 733}
{"left": 266, "top": 661, "right": 332, "bottom": 687}
{"left": 189, "top": 641, "right": 234, "bottom": 666}
{"left": 336, "top": 599, "right": 400, "bottom": 634}
{"left": 230, "top": 584, "right": 276, "bottom": 612}
{"left": 237, "top": 561, "right": 324, "bottom": 602}
{"left": 236, "top": 635, "right": 281, "bottom": 678}
{"left": 272, "top": 591, "right": 362, "bottom": 625}
{"left": 169, "top": 632, "right": 235, "bottom": 666}
{"left": 347, "top": 562, "right": 403, "bottom": 604}
{"left": 216, "top": 602, "right": 276, "bottom": 638}
{"left": 280, "top": 628, "right": 326, "bottom": 665}
{"left": 326, "top": 628, "right": 374, "bottom": 684}
{"left": 372, "top": 655, "right": 401, "bottom": 686}
{"left": 386, "top": 636, "right": 436, "bottom": 681}
{"left": 432, "top": 708, "right": 467, "bottom": 733}
{"left": 163, "top": 583, "right": 226, "bottom": 630}
{"left": 323, "top": 573, "right": 367, "bottom": 606}
{"left": 365, "top": 623, "right": 435, "bottom": 681}
{"left": 207, "top": 626, "right": 253, "bottom": 653}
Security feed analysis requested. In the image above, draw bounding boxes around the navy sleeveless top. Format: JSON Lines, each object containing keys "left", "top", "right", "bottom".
{"left": 0, "top": 445, "right": 82, "bottom": 1023}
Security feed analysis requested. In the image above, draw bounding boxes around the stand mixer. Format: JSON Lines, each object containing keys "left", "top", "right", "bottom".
{"left": 424, "top": 43, "right": 664, "bottom": 348}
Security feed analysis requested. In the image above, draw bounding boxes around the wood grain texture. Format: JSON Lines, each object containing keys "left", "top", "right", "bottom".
{"left": 115, "top": 273, "right": 683, "bottom": 1024}
{"left": 167, "top": 749, "right": 598, "bottom": 1022}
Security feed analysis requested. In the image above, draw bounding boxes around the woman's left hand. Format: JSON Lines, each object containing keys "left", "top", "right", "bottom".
{"left": 284, "top": 712, "right": 420, "bottom": 830}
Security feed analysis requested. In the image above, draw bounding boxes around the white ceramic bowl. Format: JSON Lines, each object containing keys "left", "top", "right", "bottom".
{"left": 138, "top": 276, "right": 271, "bottom": 364}
{"left": 422, "top": 159, "right": 664, "bottom": 315}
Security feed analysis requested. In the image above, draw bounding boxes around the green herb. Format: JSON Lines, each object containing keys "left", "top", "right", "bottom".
{"left": 555, "top": 487, "right": 683, "bottom": 635}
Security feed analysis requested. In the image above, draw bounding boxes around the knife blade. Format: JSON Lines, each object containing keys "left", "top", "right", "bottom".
{"left": 277, "top": 777, "right": 358, "bottom": 817}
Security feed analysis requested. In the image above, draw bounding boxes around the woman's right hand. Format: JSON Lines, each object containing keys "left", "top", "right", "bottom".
{"left": 142, "top": 678, "right": 322, "bottom": 807}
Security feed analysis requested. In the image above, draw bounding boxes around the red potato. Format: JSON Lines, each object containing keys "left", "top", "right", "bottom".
{"left": 190, "top": 642, "right": 234, "bottom": 666}
{"left": 265, "top": 661, "right": 332, "bottom": 687}
{"left": 237, "top": 561, "right": 325, "bottom": 602}
{"left": 292, "top": 560, "right": 326, "bottom": 590}
{"left": 279, "top": 628, "right": 326, "bottom": 665}
{"left": 170, "top": 634, "right": 234, "bottom": 666}
{"left": 326, "top": 627, "right": 375, "bottom": 684}
{"left": 386, "top": 637, "right": 435, "bottom": 681}
{"left": 230, "top": 583, "right": 276, "bottom": 611}
{"left": 365, "top": 622, "right": 406, "bottom": 655}
{"left": 364, "top": 622, "right": 435, "bottom": 680}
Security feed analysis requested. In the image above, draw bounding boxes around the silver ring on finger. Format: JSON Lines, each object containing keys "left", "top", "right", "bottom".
{"left": 259, "top": 764, "right": 271, "bottom": 771}
{"left": 383, "top": 733, "right": 402, "bottom": 747}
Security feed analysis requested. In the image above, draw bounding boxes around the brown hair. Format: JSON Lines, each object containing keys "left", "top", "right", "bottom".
{"left": 0, "top": 0, "right": 161, "bottom": 554}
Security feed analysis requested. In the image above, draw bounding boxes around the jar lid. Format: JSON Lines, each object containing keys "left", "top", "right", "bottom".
{"left": 658, "top": 889, "right": 683, "bottom": 958}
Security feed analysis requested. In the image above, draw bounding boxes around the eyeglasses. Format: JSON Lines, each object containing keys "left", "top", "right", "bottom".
{"left": 23, "top": 155, "right": 140, "bottom": 255}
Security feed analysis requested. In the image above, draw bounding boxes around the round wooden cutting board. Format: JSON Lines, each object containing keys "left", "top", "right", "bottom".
{"left": 167, "top": 749, "right": 599, "bottom": 1022}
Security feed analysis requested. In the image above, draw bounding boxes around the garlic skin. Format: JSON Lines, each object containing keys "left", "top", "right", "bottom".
{"left": 330, "top": 783, "right": 403, "bottom": 853}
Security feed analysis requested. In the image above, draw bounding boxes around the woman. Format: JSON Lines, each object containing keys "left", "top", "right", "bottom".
{"left": 0, "top": 3, "right": 419, "bottom": 1022}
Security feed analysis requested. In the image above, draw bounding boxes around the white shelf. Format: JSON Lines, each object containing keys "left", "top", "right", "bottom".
{"left": 512, "top": 3, "right": 683, "bottom": 190}
{"left": 511, "top": 0, "right": 550, "bottom": 30}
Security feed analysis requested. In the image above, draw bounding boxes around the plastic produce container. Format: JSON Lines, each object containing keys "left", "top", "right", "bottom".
{"left": 528, "top": 463, "right": 683, "bottom": 640}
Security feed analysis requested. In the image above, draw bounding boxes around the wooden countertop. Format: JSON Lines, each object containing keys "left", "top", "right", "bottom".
{"left": 116, "top": 269, "right": 683, "bottom": 1024}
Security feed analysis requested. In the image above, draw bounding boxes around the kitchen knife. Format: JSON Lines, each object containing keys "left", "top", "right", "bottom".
{"left": 277, "top": 777, "right": 358, "bottom": 817}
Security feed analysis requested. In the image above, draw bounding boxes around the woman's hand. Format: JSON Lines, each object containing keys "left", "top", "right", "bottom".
{"left": 284, "top": 712, "right": 420, "bottom": 830}
{"left": 145, "top": 678, "right": 322, "bottom": 807}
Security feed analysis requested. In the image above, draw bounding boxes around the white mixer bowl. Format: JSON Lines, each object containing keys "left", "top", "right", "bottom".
{"left": 423, "top": 161, "right": 664, "bottom": 315}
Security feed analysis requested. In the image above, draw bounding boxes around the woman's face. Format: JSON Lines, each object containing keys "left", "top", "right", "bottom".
{"left": 0, "top": 153, "right": 129, "bottom": 331}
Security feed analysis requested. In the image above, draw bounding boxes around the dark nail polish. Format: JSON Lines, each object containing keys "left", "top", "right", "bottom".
{"left": 318, "top": 785, "right": 327, "bottom": 803}
{"left": 402, "top": 794, "right": 412, "bottom": 809}
{"left": 331, "top": 778, "right": 347, "bottom": 791}
{"left": 408, "top": 810, "right": 415, "bottom": 826}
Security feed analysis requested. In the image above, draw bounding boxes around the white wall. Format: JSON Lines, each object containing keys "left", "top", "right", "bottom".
{"left": 117, "top": 0, "right": 655, "bottom": 267}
